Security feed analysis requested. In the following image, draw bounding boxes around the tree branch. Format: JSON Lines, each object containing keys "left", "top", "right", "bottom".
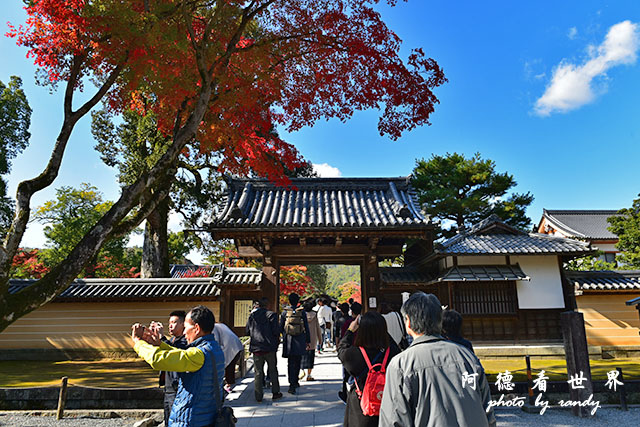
{"left": 110, "top": 178, "right": 175, "bottom": 239}
{"left": 0, "top": 61, "right": 126, "bottom": 281}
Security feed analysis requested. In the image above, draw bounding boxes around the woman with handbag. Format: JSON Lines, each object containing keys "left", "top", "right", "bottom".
{"left": 337, "top": 311, "right": 401, "bottom": 427}
{"left": 301, "top": 300, "right": 323, "bottom": 381}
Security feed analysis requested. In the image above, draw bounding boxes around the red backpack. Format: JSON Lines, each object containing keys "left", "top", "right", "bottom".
{"left": 354, "top": 347, "right": 391, "bottom": 416}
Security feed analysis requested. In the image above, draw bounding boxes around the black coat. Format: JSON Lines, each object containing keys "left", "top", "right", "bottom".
{"left": 338, "top": 330, "right": 401, "bottom": 427}
{"left": 245, "top": 307, "right": 280, "bottom": 353}
{"left": 446, "top": 334, "right": 475, "bottom": 354}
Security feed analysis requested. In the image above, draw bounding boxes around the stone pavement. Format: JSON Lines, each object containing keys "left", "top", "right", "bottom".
{"left": 226, "top": 346, "right": 345, "bottom": 427}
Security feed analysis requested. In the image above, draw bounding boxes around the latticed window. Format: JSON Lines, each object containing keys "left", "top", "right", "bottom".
{"left": 452, "top": 281, "right": 518, "bottom": 315}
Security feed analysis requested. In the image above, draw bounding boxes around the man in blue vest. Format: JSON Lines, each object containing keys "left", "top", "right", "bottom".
{"left": 132, "top": 305, "right": 225, "bottom": 427}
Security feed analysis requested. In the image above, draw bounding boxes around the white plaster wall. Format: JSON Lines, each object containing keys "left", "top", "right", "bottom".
{"left": 511, "top": 255, "right": 565, "bottom": 309}
{"left": 592, "top": 243, "right": 618, "bottom": 252}
{"left": 457, "top": 255, "right": 507, "bottom": 265}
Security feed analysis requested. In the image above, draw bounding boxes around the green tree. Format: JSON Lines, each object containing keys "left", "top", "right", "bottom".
{"left": 608, "top": 195, "right": 640, "bottom": 268}
{"left": 412, "top": 152, "right": 534, "bottom": 237}
{"left": 0, "top": 77, "right": 32, "bottom": 238}
{"left": 304, "top": 264, "right": 328, "bottom": 294}
{"left": 33, "top": 184, "right": 134, "bottom": 276}
{"left": 564, "top": 252, "right": 618, "bottom": 271}
{"left": 326, "top": 265, "right": 360, "bottom": 299}
{"left": 168, "top": 231, "right": 198, "bottom": 265}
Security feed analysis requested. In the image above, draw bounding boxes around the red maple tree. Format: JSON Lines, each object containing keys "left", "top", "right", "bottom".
{"left": 338, "top": 281, "right": 361, "bottom": 304}
{"left": 1, "top": 0, "right": 445, "bottom": 331}
{"left": 91, "top": 254, "right": 141, "bottom": 278}
{"left": 280, "top": 265, "right": 316, "bottom": 306}
{"left": 11, "top": 249, "right": 50, "bottom": 279}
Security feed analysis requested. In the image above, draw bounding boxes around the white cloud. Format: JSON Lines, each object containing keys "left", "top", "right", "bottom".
{"left": 312, "top": 163, "right": 342, "bottom": 177}
{"left": 568, "top": 27, "right": 578, "bottom": 40}
{"left": 535, "top": 20, "right": 639, "bottom": 116}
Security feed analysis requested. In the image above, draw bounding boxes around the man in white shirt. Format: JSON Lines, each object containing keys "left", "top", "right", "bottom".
{"left": 213, "top": 322, "right": 245, "bottom": 391}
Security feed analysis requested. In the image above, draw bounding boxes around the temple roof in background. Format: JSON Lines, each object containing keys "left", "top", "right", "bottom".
{"left": 437, "top": 215, "right": 593, "bottom": 256}
{"left": 540, "top": 209, "right": 620, "bottom": 240}
{"left": 209, "top": 177, "right": 432, "bottom": 234}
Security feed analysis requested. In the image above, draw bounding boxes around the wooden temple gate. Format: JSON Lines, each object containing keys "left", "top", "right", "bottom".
{"left": 208, "top": 177, "right": 434, "bottom": 331}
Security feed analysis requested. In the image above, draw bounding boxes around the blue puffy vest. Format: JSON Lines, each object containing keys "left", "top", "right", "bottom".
{"left": 169, "top": 334, "right": 226, "bottom": 427}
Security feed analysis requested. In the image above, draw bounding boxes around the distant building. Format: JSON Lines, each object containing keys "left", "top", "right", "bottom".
{"left": 537, "top": 209, "right": 620, "bottom": 263}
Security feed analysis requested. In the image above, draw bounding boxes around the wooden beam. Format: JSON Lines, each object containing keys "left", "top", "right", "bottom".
{"left": 271, "top": 244, "right": 403, "bottom": 258}
{"left": 237, "top": 246, "right": 262, "bottom": 257}
{"left": 210, "top": 229, "right": 432, "bottom": 240}
{"left": 369, "top": 237, "right": 379, "bottom": 251}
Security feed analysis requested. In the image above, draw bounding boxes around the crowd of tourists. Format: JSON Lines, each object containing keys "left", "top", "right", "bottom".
{"left": 130, "top": 292, "right": 495, "bottom": 426}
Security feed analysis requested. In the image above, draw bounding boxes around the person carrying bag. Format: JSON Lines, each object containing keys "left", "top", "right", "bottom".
{"left": 337, "top": 311, "right": 400, "bottom": 427}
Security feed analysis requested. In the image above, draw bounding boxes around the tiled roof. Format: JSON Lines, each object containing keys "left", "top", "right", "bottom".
{"left": 170, "top": 264, "right": 220, "bottom": 278}
{"left": 210, "top": 177, "right": 430, "bottom": 232}
{"left": 380, "top": 267, "right": 432, "bottom": 285}
{"left": 542, "top": 209, "right": 620, "bottom": 240}
{"left": 438, "top": 215, "right": 592, "bottom": 256}
{"left": 433, "top": 265, "right": 529, "bottom": 282}
{"left": 566, "top": 270, "right": 640, "bottom": 291}
{"left": 217, "top": 267, "right": 263, "bottom": 286}
{"left": 8, "top": 267, "right": 262, "bottom": 301}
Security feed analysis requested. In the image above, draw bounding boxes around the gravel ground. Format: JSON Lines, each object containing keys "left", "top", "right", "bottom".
{"left": 1, "top": 408, "right": 639, "bottom": 426}
{"left": 496, "top": 407, "right": 639, "bottom": 426}
{"left": 0, "top": 413, "right": 166, "bottom": 427}
{"left": 0, "top": 414, "right": 139, "bottom": 426}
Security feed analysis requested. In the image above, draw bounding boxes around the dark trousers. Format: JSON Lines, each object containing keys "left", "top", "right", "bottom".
{"left": 287, "top": 355, "right": 302, "bottom": 388}
{"left": 254, "top": 351, "right": 280, "bottom": 400}
{"left": 225, "top": 350, "right": 242, "bottom": 385}
{"left": 163, "top": 392, "right": 176, "bottom": 425}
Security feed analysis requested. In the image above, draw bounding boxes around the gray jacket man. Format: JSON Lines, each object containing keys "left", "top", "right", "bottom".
{"left": 379, "top": 292, "right": 496, "bottom": 427}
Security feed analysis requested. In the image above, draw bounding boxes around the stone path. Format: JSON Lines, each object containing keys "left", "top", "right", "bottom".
{"left": 226, "top": 346, "right": 344, "bottom": 427}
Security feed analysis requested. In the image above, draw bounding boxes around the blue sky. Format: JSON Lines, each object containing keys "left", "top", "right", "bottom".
{"left": 2, "top": 1, "right": 640, "bottom": 259}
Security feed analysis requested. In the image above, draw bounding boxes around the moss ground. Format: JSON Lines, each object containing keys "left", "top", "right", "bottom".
{"left": 481, "top": 357, "right": 640, "bottom": 382}
{"left": 0, "top": 359, "right": 157, "bottom": 388}
{"left": 1, "top": 356, "right": 638, "bottom": 388}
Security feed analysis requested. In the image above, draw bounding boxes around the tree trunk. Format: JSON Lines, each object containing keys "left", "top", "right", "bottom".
{"left": 141, "top": 197, "right": 170, "bottom": 278}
